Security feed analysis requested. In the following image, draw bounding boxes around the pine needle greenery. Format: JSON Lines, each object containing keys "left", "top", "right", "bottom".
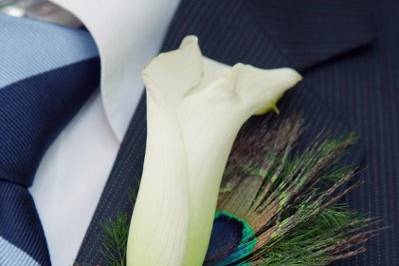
{"left": 101, "top": 214, "right": 130, "bottom": 266}
{"left": 101, "top": 113, "right": 380, "bottom": 266}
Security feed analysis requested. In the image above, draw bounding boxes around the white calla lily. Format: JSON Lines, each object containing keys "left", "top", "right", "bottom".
{"left": 127, "top": 36, "right": 302, "bottom": 266}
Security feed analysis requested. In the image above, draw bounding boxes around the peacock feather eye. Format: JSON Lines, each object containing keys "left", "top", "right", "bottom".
{"left": 205, "top": 211, "right": 256, "bottom": 266}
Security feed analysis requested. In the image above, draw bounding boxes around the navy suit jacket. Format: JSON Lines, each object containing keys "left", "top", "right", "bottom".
{"left": 76, "top": 0, "right": 399, "bottom": 265}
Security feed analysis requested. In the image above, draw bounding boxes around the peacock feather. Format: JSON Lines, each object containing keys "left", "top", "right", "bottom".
{"left": 204, "top": 114, "right": 379, "bottom": 265}
{"left": 100, "top": 113, "right": 379, "bottom": 266}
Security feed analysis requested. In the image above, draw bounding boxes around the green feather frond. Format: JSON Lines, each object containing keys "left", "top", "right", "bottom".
{"left": 100, "top": 214, "right": 130, "bottom": 266}
{"left": 217, "top": 114, "right": 379, "bottom": 265}
{"left": 250, "top": 207, "right": 379, "bottom": 266}
{"left": 99, "top": 189, "right": 138, "bottom": 266}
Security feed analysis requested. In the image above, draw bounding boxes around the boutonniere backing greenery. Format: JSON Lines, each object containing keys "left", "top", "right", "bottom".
{"left": 100, "top": 36, "right": 380, "bottom": 266}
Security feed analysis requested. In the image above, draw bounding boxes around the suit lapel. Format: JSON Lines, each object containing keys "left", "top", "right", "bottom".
{"left": 161, "top": 0, "right": 375, "bottom": 70}
{"left": 249, "top": 0, "right": 375, "bottom": 70}
{"left": 75, "top": 0, "right": 373, "bottom": 264}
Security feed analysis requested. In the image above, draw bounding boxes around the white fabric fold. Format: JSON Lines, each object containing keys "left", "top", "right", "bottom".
{"left": 49, "top": 0, "right": 180, "bottom": 141}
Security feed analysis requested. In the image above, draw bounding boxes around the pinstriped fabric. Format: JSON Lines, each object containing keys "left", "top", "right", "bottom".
{"left": 249, "top": 0, "right": 375, "bottom": 69}
{"left": 273, "top": 0, "right": 398, "bottom": 265}
{"left": 0, "top": 237, "right": 40, "bottom": 266}
{"left": 304, "top": 29, "right": 399, "bottom": 266}
{"left": 75, "top": 0, "right": 366, "bottom": 265}
{"left": 0, "top": 16, "right": 100, "bottom": 266}
{"left": 156, "top": 0, "right": 289, "bottom": 69}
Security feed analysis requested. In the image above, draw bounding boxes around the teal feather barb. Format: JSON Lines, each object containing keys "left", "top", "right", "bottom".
{"left": 100, "top": 113, "right": 380, "bottom": 266}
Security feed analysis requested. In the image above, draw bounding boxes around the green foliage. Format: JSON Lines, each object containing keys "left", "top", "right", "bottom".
{"left": 101, "top": 214, "right": 130, "bottom": 266}
{"left": 258, "top": 207, "right": 370, "bottom": 266}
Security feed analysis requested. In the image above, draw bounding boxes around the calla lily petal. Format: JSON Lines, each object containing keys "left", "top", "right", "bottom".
{"left": 127, "top": 35, "right": 302, "bottom": 266}
{"left": 127, "top": 74, "right": 191, "bottom": 266}
{"left": 179, "top": 63, "right": 302, "bottom": 266}
{"left": 142, "top": 36, "right": 203, "bottom": 106}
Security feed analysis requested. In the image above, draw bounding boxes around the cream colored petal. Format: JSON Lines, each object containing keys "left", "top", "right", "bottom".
{"left": 232, "top": 64, "right": 303, "bottom": 114}
{"left": 142, "top": 36, "right": 203, "bottom": 106}
{"left": 190, "top": 57, "right": 231, "bottom": 94}
{"left": 179, "top": 65, "right": 302, "bottom": 266}
{"left": 126, "top": 96, "right": 190, "bottom": 266}
{"left": 126, "top": 36, "right": 206, "bottom": 266}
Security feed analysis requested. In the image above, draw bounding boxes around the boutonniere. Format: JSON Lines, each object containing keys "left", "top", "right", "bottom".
{"left": 101, "top": 36, "right": 379, "bottom": 266}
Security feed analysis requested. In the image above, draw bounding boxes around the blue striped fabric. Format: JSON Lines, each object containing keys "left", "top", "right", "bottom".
{"left": 0, "top": 14, "right": 98, "bottom": 88}
{"left": 0, "top": 16, "right": 99, "bottom": 265}
{"left": 0, "top": 237, "right": 40, "bottom": 266}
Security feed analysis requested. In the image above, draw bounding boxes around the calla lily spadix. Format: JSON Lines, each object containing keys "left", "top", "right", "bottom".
{"left": 127, "top": 36, "right": 302, "bottom": 266}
